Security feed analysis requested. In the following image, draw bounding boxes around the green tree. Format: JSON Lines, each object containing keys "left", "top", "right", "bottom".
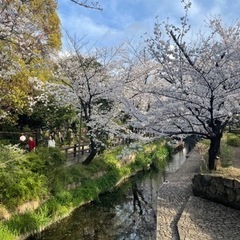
{"left": 0, "top": 0, "right": 61, "bottom": 124}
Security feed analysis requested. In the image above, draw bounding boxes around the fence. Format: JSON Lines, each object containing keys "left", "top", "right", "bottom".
{"left": 62, "top": 143, "right": 90, "bottom": 158}
{"left": 0, "top": 131, "right": 38, "bottom": 144}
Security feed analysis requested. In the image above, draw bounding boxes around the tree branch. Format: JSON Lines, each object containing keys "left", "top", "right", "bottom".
{"left": 69, "top": 0, "right": 102, "bottom": 10}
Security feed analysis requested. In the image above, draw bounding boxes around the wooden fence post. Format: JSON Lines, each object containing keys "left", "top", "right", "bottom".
{"left": 74, "top": 144, "right": 77, "bottom": 157}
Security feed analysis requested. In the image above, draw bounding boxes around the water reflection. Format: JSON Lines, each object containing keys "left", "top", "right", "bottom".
{"left": 132, "top": 181, "right": 147, "bottom": 215}
{"left": 164, "top": 147, "right": 187, "bottom": 178}
{"left": 99, "top": 173, "right": 160, "bottom": 240}
{"left": 27, "top": 148, "right": 188, "bottom": 240}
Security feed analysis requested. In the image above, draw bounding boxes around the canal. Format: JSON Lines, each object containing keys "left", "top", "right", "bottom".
{"left": 27, "top": 147, "right": 188, "bottom": 240}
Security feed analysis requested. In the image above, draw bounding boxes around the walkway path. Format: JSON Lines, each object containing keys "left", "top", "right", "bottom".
{"left": 156, "top": 149, "right": 240, "bottom": 240}
{"left": 65, "top": 152, "right": 89, "bottom": 166}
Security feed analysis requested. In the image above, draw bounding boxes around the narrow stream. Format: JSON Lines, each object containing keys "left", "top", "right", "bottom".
{"left": 27, "top": 147, "right": 188, "bottom": 240}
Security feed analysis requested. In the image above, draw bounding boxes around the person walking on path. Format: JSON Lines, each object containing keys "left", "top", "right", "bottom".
{"left": 48, "top": 135, "right": 56, "bottom": 148}
{"left": 28, "top": 136, "right": 36, "bottom": 152}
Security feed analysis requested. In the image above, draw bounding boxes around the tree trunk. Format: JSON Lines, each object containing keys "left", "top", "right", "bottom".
{"left": 208, "top": 134, "right": 222, "bottom": 170}
{"left": 82, "top": 138, "right": 98, "bottom": 165}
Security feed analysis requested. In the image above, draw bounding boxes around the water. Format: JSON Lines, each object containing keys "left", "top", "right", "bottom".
{"left": 164, "top": 147, "right": 187, "bottom": 180}
{"left": 27, "top": 148, "right": 187, "bottom": 240}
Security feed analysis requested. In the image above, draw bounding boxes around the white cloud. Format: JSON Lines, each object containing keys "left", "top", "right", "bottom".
{"left": 58, "top": 0, "right": 240, "bottom": 50}
{"left": 63, "top": 14, "right": 109, "bottom": 37}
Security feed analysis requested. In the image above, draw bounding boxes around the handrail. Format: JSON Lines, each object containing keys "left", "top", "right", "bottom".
{"left": 62, "top": 143, "right": 90, "bottom": 157}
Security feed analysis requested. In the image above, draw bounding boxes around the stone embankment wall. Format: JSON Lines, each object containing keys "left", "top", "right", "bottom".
{"left": 192, "top": 174, "right": 240, "bottom": 210}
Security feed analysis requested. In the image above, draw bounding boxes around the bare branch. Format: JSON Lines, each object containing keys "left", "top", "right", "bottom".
{"left": 69, "top": 0, "right": 103, "bottom": 10}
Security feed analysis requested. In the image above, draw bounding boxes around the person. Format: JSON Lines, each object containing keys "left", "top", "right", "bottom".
{"left": 48, "top": 135, "right": 56, "bottom": 148}
{"left": 19, "top": 133, "right": 27, "bottom": 149}
{"left": 28, "top": 136, "right": 36, "bottom": 151}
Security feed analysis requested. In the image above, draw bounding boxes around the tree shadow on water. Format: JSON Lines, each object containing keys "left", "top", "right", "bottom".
{"left": 132, "top": 181, "right": 148, "bottom": 215}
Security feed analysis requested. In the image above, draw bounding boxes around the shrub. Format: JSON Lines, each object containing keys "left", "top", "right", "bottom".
{"left": 0, "top": 145, "right": 48, "bottom": 209}
{"left": 1, "top": 139, "right": 172, "bottom": 239}
{"left": 0, "top": 172, "right": 47, "bottom": 209}
{"left": 143, "top": 141, "right": 171, "bottom": 171}
{"left": 28, "top": 147, "right": 66, "bottom": 173}
{"left": 151, "top": 149, "right": 169, "bottom": 171}
{"left": 220, "top": 143, "right": 233, "bottom": 167}
{"left": 226, "top": 133, "right": 240, "bottom": 147}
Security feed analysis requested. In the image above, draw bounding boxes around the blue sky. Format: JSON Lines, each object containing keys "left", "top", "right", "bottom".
{"left": 57, "top": 0, "right": 240, "bottom": 50}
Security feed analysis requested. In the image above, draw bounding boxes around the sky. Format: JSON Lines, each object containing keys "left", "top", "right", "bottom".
{"left": 57, "top": 0, "right": 240, "bottom": 50}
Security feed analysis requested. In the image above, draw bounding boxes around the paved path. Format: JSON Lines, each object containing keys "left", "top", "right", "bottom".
{"left": 156, "top": 150, "right": 240, "bottom": 240}
{"left": 65, "top": 152, "right": 89, "bottom": 166}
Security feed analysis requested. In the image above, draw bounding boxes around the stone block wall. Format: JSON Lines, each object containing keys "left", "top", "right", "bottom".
{"left": 192, "top": 174, "right": 240, "bottom": 210}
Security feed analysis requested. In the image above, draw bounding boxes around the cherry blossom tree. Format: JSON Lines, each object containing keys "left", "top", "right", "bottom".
{"left": 112, "top": 41, "right": 159, "bottom": 134}
{"left": 54, "top": 42, "right": 131, "bottom": 164}
{"left": 138, "top": 1, "right": 240, "bottom": 170}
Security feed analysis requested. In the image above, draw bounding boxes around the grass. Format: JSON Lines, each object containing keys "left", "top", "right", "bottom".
{"left": 196, "top": 133, "right": 240, "bottom": 179}
{"left": 0, "top": 223, "right": 16, "bottom": 240}
{"left": 213, "top": 167, "right": 240, "bottom": 181}
{"left": 226, "top": 133, "right": 240, "bottom": 147}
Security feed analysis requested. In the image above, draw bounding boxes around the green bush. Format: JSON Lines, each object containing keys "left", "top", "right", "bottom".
{"left": 134, "top": 151, "right": 149, "bottom": 168}
{"left": 226, "top": 133, "right": 240, "bottom": 147}
{"left": 28, "top": 147, "right": 66, "bottom": 173}
{"left": 0, "top": 144, "right": 26, "bottom": 164}
{"left": 220, "top": 142, "right": 233, "bottom": 167}
{"left": 0, "top": 145, "right": 48, "bottom": 209}
{"left": 0, "top": 145, "right": 67, "bottom": 210}
{"left": 1, "top": 139, "right": 172, "bottom": 239}
{"left": 0, "top": 172, "right": 47, "bottom": 209}
{"left": 143, "top": 141, "right": 171, "bottom": 171}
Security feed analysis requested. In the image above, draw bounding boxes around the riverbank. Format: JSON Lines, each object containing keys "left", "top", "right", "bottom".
{"left": 156, "top": 149, "right": 240, "bottom": 239}
{"left": 0, "top": 140, "right": 171, "bottom": 240}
